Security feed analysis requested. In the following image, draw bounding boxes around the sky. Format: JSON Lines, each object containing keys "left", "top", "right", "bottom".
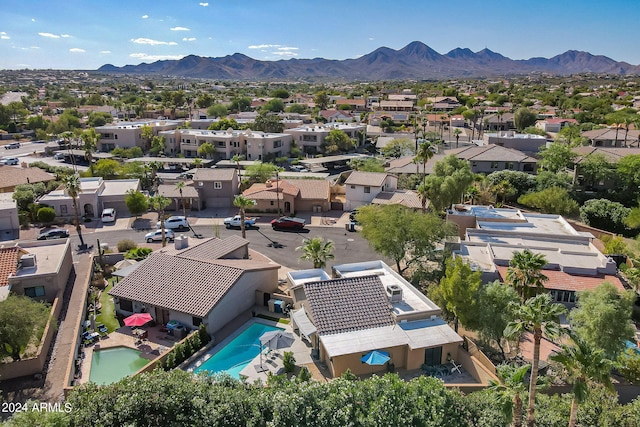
{"left": 1, "top": 0, "right": 639, "bottom": 71}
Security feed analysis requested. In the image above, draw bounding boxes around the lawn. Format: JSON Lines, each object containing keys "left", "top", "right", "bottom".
{"left": 95, "top": 279, "right": 120, "bottom": 332}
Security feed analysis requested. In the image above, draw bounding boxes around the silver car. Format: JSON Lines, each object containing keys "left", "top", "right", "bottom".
{"left": 144, "top": 229, "right": 175, "bottom": 243}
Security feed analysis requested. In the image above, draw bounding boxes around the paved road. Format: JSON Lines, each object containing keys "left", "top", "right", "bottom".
{"left": 70, "top": 222, "right": 387, "bottom": 272}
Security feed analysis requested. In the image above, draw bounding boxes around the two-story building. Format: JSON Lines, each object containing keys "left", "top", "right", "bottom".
{"left": 285, "top": 123, "right": 366, "bottom": 155}
{"left": 192, "top": 168, "right": 240, "bottom": 208}
{"left": 344, "top": 171, "right": 398, "bottom": 211}
{"left": 95, "top": 120, "right": 183, "bottom": 152}
{"left": 448, "top": 144, "right": 537, "bottom": 174}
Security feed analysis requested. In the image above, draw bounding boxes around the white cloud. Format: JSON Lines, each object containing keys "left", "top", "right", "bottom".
{"left": 199, "top": 2, "right": 209, "bottom": 6}
{"left": 248, "top": 44, "right": 280, "bottom": 49}
{"left": 31, "top": 18, "right": 35, "bottom": 22}
{"left": 369, "top": 37, "right": 374, "bottom": 41}
{"left": 69, "top": 48, "right": 85, "bottom": 53}
{"left": 38, "top": 32, "right": 60, "bottom": 39}
{"left": 131, "top": 38, "right": 177, "bottom": 46}
{"left": 130, "top": 53, "right": 186, "bottom": 61}
{"left": 0, "top": 32, "right": 9, "bottom": 40}
{"left": 61, "top": 34, "right": 71, "bottom": 38}
{"left": 142, "top": 14, "right": 149, "bottom": 19}
{"left": 277, "top": 46, "right": 298, "bottom": 51}
{"left": 100, "top": 50, "right": 111, "bottom": 54}
{"left": 272, "top": 51, "right": 298, "bottom": 57}
{"left": 170, "top": 26, "right": 190, "bottom": 31}
{"left": 182, "top": 37, "right": 196, "bottom": 42}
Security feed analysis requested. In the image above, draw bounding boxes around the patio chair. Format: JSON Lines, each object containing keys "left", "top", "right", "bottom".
{"left": 450, "top": 360, "right": 462, "bottom": 374}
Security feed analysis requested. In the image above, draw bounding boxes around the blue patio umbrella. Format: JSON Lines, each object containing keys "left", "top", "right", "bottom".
{"left": 361, "top": 350, "right": 391, "bottom": 365}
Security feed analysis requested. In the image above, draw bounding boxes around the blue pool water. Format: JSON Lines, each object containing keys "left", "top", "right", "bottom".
{"left": 193, "top": 322, "right": 281, "bottom": 378}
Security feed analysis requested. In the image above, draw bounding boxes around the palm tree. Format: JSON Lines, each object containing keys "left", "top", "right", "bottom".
{"left": 148, "top": 195, "right": 171, "bottom": 247}
{"left": 488, "top": 364, "right": 531, "bottom": 427}
{"left": 505, "top": 293, "right": 567, "bottom": 427}
{"left": 550, "top": 331, "right": 613, "bottom": 427}
{"left": 453, "top": 128, "right": 462, "bottom": 148}
{"left": 414, "top": 140, "right": 435, "bottom": 185}
{"left": 62, "top": 173, "right": 85, "bottom": 248}
{"left": 296, "top": 237, "right": 335, "bottom": 269}
{"left": 416, "top": 181, "right": 429, "bottom": 213}
{"left": 81, "top": 128, "right": 99, "bottom": 175}
{"left": 233, "top": 195, "right": 256, "bottom": 239}
{"left": 175, "top": 181, "right": 187, "bottom": 218}
{"left": 192, "top": 158, "right": 203, "bottom": 169}
{"left": 506, "top": 250, "right": 548, "bottom": 301}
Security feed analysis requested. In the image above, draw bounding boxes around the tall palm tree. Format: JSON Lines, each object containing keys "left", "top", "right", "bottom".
{"left": 148, "top": 195, "right": 171, "bottom": 247}
{"left": 488, "top": 364, "right": 532, "bottom": 427}
{"left": 233, "top": 195, "right": 256, "bottom": 239}
{"left": 81, "top": 128, "right": 99, "bottom": 175}
{"left": 414, "top": 140, "right": 435, "bottom": 185}
{"left": 296, "top": 237, "right": 335, "bottom": 269}
{"left": 505, "top": 293, "right": 566, "bottom": 427}
{"left": 453, "top": 128, "right": 462, "bottom": 148}
{"left": 506, "top": 250, "right": 548, "bottom": 301}
{"left": 192, "top": 158, "right": 203, "bottom": 169}
{"left": 62, "top": 173, "right": 85, "bottom": 247}
{"left": 175, "top": 181, "right": 187, "bottom": 218}
{"left": 550, "top": 331, "right": 613, "bottom": 427}
{"left": 416, "top": 181, "right": 429, "bottom": 213}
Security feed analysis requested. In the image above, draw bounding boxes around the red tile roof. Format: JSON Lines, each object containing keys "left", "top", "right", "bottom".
{"left": 0, "top": 247, "right": 21, "bottom": 288}
{"left": 496, "top": 266, "right": 625, "bottom": 293}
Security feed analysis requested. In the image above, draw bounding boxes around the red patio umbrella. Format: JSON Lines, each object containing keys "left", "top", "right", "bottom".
{"left": 123, "top": 312, "right": 153, "bottom": 327}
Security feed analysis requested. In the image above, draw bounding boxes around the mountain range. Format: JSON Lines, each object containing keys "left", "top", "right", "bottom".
{"left": 97, "top": 41, "right": 640, "bottom": 80}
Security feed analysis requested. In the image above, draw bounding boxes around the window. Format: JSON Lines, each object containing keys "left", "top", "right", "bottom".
{"left": 61, "top": 205, "right": 68, "bottom": 214}
{"left": 350, "top": 185, "right": 355, "bottom": 189}
{"left": 273, "top": 140, "right": 282, "bottom": 148}
{"left": 507, "top": 162, "right": 514, "bottom": 170}
{"left": 192, "top": 317, "right": 202, "bottom": 327}
{"left": 213, "top": 181, "right": 222, "bottom": 190}
{"left": 270, "top": 201, "right": 274, "bottom": 206}
{"left": 119, "top": 299, "right": 133, "bottom": 312}
{"left": 364, "top": 186, "right": 370, "bottom": 194}
{"left": 24, "top": 286, "right": 45, "bottom": 298}
{"left": 490, "top": 162, "right": 499, "bottom": 169}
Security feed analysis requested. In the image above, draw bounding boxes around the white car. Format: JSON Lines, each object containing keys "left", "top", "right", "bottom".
{"left": 101, "top": 208, "right": 117, "bottom": 223}
{"left": 1, "top": 157, "right": 19, "bottom": 165}
{"left": 144, "top": 229, "right": 175, "bottom": 243}
{"left": 290, "top": 165, "right": 309, "bottom": 172}
{"left": 156, "top": 216, "right": 190, "bottom": 231}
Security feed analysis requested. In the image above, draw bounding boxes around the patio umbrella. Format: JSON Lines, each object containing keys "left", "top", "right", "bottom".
{"left": 361, "top": 350, "right": 390, "bottom": 365}
{"left": 257, "top": 330, "right": 295, "bottom": 371}
{"left": 123, "top": 312, "right": 153, "bottom": 327}
{"left": 114, "top": 259, "right": 138, "bottom": 270}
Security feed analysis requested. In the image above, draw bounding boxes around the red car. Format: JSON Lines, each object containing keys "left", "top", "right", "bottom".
{"left": 271, "top": 216, "right": 306, "bottom": 230}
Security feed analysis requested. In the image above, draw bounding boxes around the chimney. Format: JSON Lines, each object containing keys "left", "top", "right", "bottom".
{"left": 265, "top": 180, "right": 273, "bottom": 188}
{"left": 174, "top": 235, "right": 189, "bottom": 250}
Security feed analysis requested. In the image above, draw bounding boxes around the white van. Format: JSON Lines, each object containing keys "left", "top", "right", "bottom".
{"left": 101, "top": 208, "right": 117, "bottom": 223}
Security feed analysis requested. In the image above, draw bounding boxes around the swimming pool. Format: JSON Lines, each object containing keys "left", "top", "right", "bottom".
{"left": 89, "top": 346, "right": 150, "bottom": 385}
{"left": 192, "top": 322, "right": 281, "bottom": 378}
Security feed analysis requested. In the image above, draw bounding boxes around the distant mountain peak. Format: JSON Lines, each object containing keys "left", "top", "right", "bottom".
{"left": 95, "top": 41, "right": 640, "bottom": 80}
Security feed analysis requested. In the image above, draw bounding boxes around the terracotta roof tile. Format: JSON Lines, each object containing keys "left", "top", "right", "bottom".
{"left": 0, "top": 247, "right": 21, "bottom": 288}
{"left": 304, "top": 275, "right": 395, "bottom": 335}
{"left": 193, "top": 168, "right": 237, "bottom": 181}
{"left": 371, "top": 190, "right": 423, "bottom": 209}
{"left": 344, "top": 171, "right": 390, "bottom": 187}
{"left": 496, "top": 266, "right": 625, "bottom": 293}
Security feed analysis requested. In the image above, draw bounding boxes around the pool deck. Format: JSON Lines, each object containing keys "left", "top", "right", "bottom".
{"left": 75, "top": 324, "right": 175, "bottom": 385}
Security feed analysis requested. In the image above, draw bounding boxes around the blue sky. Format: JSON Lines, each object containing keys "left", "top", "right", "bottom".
{"left": 1, "top": 0, "right": 639, "bottom": 70}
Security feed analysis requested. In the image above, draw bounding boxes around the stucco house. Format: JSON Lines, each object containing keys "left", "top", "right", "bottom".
{"left": 344, "top": 171, "right": 398, "bottom": 211}
{"left": 192, "top": 168, "right": 239, "bottom": 209}
{"left": 447, "top": 144, "right": 538, "bottom": 174}
{"left": 0, "top": 166, "right": 55, "bottom": 193}
{"left": 243, "top": 179, "right": 331, "bottom": 214}
{"left": 109, "top": 235, "right": 280, "bottom": 334}
{"left": 38, "top": 177, "right": 140, "bottom": 219}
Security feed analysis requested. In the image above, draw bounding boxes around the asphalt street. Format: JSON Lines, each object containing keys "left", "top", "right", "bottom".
{"left": 69, "top": 222, "right": 389, "bottom": 272}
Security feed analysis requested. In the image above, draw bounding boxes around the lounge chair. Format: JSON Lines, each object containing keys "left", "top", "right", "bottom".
{"left": 450, "top": 360, "right": 462, "bottom": 374}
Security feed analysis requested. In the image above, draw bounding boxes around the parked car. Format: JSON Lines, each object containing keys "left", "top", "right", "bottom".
{"left": 1, "top": 157, "right": 19, "bottom": 165}
{"left": 290, "top": 165, "right": 309, "bottom": 172}
{"left": 53, "top": 152, "right": 66, "bottom": 160}
{"left": 101, "top": 208, "right": 117, "bottom": 223}
{"left": 144, "top": 229, "right": 175, "bottom": 243}
{"left": 156, "top": 216, "right": 190, "bottom": 231}
{"left": 37, "top": 229, "right": 70, "bottom": 240}
{"left": 224, "top": 215, "right": 256, "bottom": 229}
{"left": 271, "top": 216, "right": 306, "bottom": 230}
{"left": 4, "top": 142, "right": 20, "bottom": 149}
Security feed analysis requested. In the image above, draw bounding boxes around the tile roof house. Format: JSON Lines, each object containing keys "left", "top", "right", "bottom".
{"left": 536, "top": 118, "right": 578, "bottom": 133}
{"left": 344, "top": 171, "right": 398, "bottom": 211}
{"left": 109, "top": 235, "right": 279, "bottom": 333}
{"left": 370, "top": 190, "right": 424, "bottom": 210}
{"left": 157, "top": 183, "right": 200, "bottom": 212}
{"left": 0, "top": 239, "right": 73, "bottom": 302}
{"left": 286, "top": 261, "right": 497, "bottom": 383}
{"left": 571, "top": 146, "right": 640, "bottom": 191}
{"left": 447, "top": 144, "right": 537, "bottom": 174}
{"left": 0, "top": 166, "right": 55, "bottom": 193}
{"left": 582, "top": 128, "right": 640, "bottom": 148}
{"left": 243, "top": 179, "right": 330, "bottom": 214}
{"left": 0, "top": 196, "right": 19, "bottom": 241}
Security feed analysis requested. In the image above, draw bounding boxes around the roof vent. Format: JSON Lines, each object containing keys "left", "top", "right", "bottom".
{"left": 386, "top": 284, "right": 403, "bottom": 303}
{"left": 174, "top": 235, "right": 189, "bottom": 250}
{"left": 20, "top": 254, "right": 37, "bottom": 268}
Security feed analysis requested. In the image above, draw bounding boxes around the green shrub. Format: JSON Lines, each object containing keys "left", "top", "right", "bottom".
{"left": 164, "top": 351, "right": 176, "bottom": 370}
{"left": 283, "top": 351, "right": 295, "bottom": 373}
{"left": 189, "top": 332, "right": 201, "bottom": 351}
{"left": 117, "top": 239, "right": 137, "bottom": 252}
{"left": 297, "top": 366, "right": 312, "bottom": 382}
{"left": 36, "top": 206, "right": 56, "bottom": 223}
{"left": 124, "top": 247, "right": 152, "bottom": 261}
{"left": 198, "top": 324, "right": 211, "bottom": 345}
